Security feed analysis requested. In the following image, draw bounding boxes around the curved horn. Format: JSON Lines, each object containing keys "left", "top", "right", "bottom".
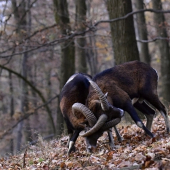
{"left": 80, "top": 114, "right": 108, "bottom": 137}
{"left": 101, "top": 118, "right": 121, "bottom": 131}
{"left": 89, "top": 80, "right": 110, "bottom": 111}
{"left": 72, "top": 103, "right": 97, "bottom": 127}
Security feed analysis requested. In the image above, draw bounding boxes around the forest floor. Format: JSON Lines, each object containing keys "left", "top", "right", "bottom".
{"left": 1, "top": 113, "right": 170, "bottom": 170}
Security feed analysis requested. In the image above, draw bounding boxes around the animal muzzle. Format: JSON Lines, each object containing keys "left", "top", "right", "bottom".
{"left": 72, "top": 103, "right": 107, "bottom": 136}
{"left": 72, "top": 103, "right": 122, "bottom": 137}
{"left": 80, "top": 114, "right": 108, "bottom": 137}
{"left": 72, "top": 103, "right": 108, "bottom": 136}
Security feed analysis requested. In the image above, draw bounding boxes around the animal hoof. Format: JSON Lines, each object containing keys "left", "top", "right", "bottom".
{"left": 109, "top": 144, "right": 116, "bottom": 150}
{"left": 117, "top": 136, "right": 123, "bottom": 142}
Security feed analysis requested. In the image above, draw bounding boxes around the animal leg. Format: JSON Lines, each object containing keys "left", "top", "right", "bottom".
{"left": 134, "top": 101, "right": 155, "bottom": 132}
{"left": 107, "top": 126, "right": 122, "bottom": 149}
{"left": 67, "top": 133, "right": 73, "bottom": 148}
{"left": 68, "top": 130, "right": 81, "bottom": 155}
{"left": 113, "top": 126, "right": 123, "bottom": 142}
{"left": 107, "top": 128, "right": 115, "bottom": 149}
{"left": 126, "top": 103, "right": 154, "bottom": 138}
{"left": 143, "top": 94, "right": 170, "bottom": 133}
{"left": 66, "top": 126, "right": 73, "bottom": 148}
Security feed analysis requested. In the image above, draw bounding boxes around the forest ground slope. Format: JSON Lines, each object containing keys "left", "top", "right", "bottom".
{"left": 1, "top": 112, "right": 170, "bottom": 170}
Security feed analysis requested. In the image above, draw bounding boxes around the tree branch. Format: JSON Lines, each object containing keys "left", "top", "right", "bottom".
{"left": 1, "top": 8, "right": 170, "bottom": 58}
{"left": 137, "top": 37, "right": 170, "bottom": 43}
{"left": 0, "top": 94, "right": 59, "bottom": 140}
{"left": 0, "top": 65, "right": 56, "bottom": 134}
{"left": 0, "top": 24, "right": 57, "bottom": 56}
{"left": 93, "top": 8, "right": 170, "bottom": 26}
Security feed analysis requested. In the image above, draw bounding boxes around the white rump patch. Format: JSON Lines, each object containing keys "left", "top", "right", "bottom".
{"left": 132, "top": 98, "right": 143, "bottom": 105}
{"left": 132, "top": 98, "right": 139, "bottom": 105}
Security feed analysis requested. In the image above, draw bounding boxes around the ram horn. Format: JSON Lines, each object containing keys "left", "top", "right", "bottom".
{"left": 101, "top": 118, "right": 121, "bottom": 131}
{"left": 80, "top": 114, "right": 108, "bottom": 137}
{"left": 89, "top": 80, "right": 110, "bottom": 111}
{"left": 72, "top": 103, "right": 97, "bottom": 127}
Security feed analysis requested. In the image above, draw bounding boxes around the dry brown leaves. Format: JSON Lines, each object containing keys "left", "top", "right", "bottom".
{"left": 0, "top": 115, "right": 170, "bottom": 170}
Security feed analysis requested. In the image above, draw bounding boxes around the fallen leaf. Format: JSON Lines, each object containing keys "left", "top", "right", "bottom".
{"left": 118, "top": 161, "right": 132, "bottom": 168}
{"left": 60, "top": 162, "right": 66, "bottom": 168}
{"left": 135, "top": 153, "right": 146, "bottom": 162}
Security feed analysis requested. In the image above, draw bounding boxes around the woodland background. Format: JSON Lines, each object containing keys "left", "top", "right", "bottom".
{"left": 0, "top": 0, "right": 170, "bottom": 159}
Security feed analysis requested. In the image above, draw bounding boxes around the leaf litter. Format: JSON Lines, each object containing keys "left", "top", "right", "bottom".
{"left": 0, "top": 114, "right": 170, "bottom": 169}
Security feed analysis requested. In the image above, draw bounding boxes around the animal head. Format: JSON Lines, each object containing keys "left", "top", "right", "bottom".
{"left": 72, "top": 79, "right": 124, "bottom": 151}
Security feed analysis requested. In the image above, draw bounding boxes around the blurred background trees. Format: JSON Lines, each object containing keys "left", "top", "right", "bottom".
{"left": 106, "top": 0, "right": 140, "bottom": 64}
{"left": 0, "top": 0, "right": 170, "bottom": 156}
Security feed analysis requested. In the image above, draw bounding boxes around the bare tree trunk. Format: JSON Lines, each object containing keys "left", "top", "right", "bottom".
{"left": 9, "top": 72, "right": 14, "bottom": 155}
{"left": 106, "top": 0, "right": 139, "bottom": 65}
{"left": 12, "top": 0, "right": 27, "bottom": 152}
{"left": 24, "top": 0, "right": 32, "bottom": 144}
{"left": 86, "top": 0, "right": 98, "bottom": 76}
{"left": 29, "top": 64, "right": 39, "bottom": 139}
{"left": 106, "top": 0, "right": 141, "bottom": 123}
{"left": 153, "top": 0, "right": 170, "bottom": 103}
{"left": 17, "top": 49, "right": 28, "bottom": 151}
{"left": 133, "top": 0, "right": 150, "bottom": 64}
{"left": 75, "top": 0, "right": 87, "bottom": 73}
{"left": 53, "top": 0, "right": 75, "bottom": 137}
{"left": 45, "top": 47, "right": 55, "bottom": 135}
{"left": 12, "top": 0, "right": 32, "bottom": 151}
{"left": 46, "top": 69, "right": 53, "bottom": 134}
